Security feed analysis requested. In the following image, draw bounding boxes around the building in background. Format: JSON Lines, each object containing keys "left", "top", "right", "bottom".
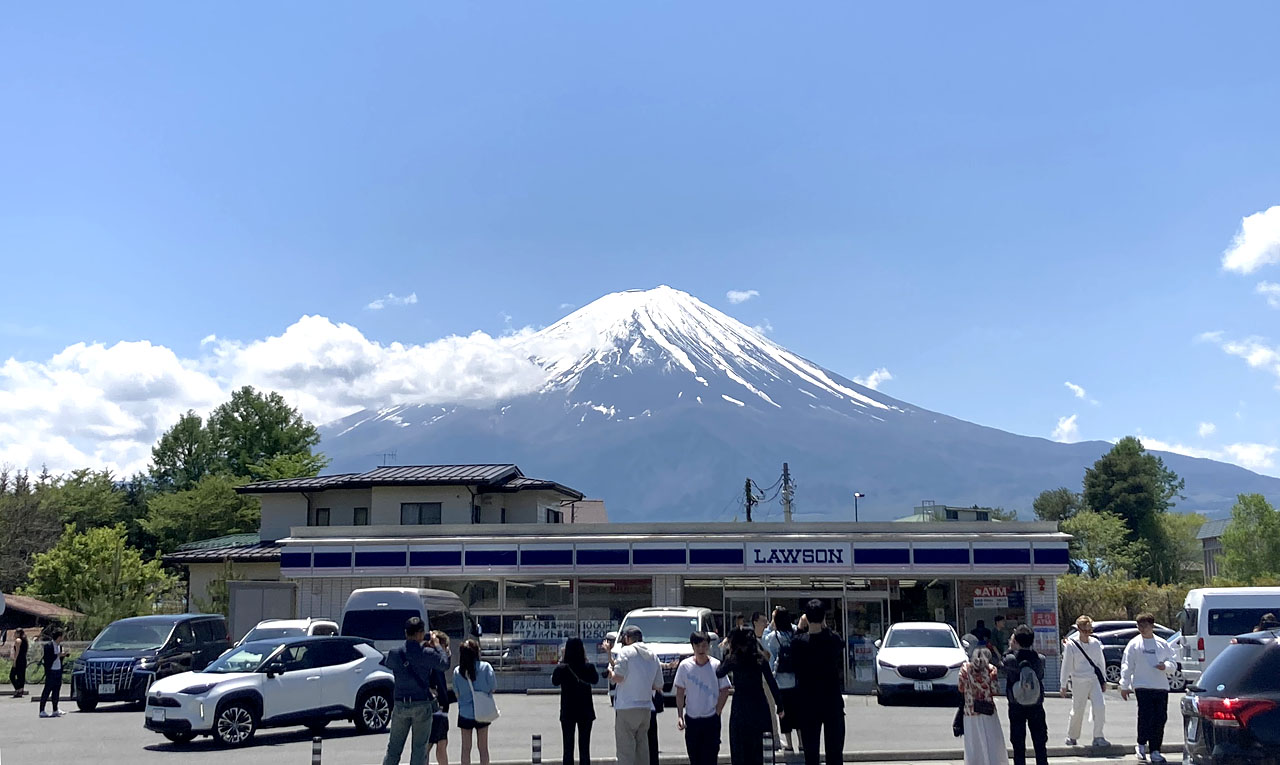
{"left": 1197, "top": 518, "right": 1230, "bottom": 582}
{"left": 895, "top": 500, "right": 1002, "bottom": 522}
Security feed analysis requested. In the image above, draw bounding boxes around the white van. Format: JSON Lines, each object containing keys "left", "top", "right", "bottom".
{"left": 1177, "top": 586, "right": 1280, "bottom": 684}
{"left": 613, "top": 607, "right": 721, "bottom": 694}
{"left": 341, "top": 587, "right": 476, "bottom": 655}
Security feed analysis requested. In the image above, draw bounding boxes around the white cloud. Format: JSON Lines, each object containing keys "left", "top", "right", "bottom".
{"left": 852, "top": 367, "right": 893, "bottom": 390}
{"left": 1201, "top": 332, "right": 1280, "bottom": 384}
{"left": 1257, "top": 282, "right": 1280, "bottom": 308}
{"left": 1051, "top": 414, "right": 1079, "bottom": 443}
{"left": 559, "top": 303, "right": 575, "bottom": 310}
{"left": 726, "top": 289, "right": 759, "bottom": 304}
{"left": 1222, "top": 205, "right": 1280, "bottom": 273}
{"left": 365, "top": 292, "right": 418, "bottom": 310}
{"left": 1064, "top": 381, "right": 1086, "bottom": 399}
{"left": 1198, "top": 422, "right": 1217, "bottom": 437}
{"left": 1139, "top": 436, "right": 1280, "bottom": 475}
{"left": 753, "top": 319, "right": 774, "bottom": 335}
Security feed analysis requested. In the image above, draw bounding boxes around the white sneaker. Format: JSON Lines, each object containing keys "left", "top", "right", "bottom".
{"left": 1092, "top": 737, "right": 1111, "bottom": 747}
{"left": 54, "top": 710, "right": 68, "bottom": 717}
{"left": 1150, "top": 753, "right": 1166, "bottom": 764}
{"left": 1136, "top": 744, "right": 1148, "bottom": 762}
{"left": 38, "top": 711, "right": 49, "bottom": 718}
{"left": 1064, "top": 738, "right": 1078, "bottom": 746}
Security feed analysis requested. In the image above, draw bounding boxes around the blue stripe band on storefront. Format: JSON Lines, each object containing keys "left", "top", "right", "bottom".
{"left": 973, "top": 548, "right": 1031, "bottom": 565}
{"left": 354, "top": 551, "right": 407, "bottom": 568}
{"left": 280, "top": 551, "right": 311, "bottom": 569}
{"left": 576, "top": 549, "right": 630, "bottom": 566}
{"left": 1033, "top": 547, "right": 1070, "bottom": 565}
{"left": 633, "top": 548, "right": 686, "bottom": 566}
{"left": 690, "top": 548, "right": 744, "bottom": 566}
{"left": 854, "top": 548, "right": 910, "bottom": 565}
{"left": 409, "top": 550, "right": 462, "bottom": 567}
{"left": 314, "top": 551, "right": 352, "bottom": 568}
{"left": 521, "top": 549, "right": 573, "bottom": 566}
{"left": 912, "top": 548, "right": 970, "bottom": 565}
{"left": 466, "top": 549, "right": 518, "bottom": 567}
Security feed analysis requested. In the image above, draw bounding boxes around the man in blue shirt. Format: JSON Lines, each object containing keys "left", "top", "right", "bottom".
{"left": 383, "top": 617, "right": 450, "bottom": 765}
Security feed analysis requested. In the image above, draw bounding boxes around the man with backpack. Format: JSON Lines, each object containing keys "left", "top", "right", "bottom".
{"left": 1002, "top": 625, "right": 1048, "bottom": 765}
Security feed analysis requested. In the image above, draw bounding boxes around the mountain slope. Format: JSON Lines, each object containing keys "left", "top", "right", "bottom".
{"left": 320, "top": 287, "right": 1280, "bottom": 520}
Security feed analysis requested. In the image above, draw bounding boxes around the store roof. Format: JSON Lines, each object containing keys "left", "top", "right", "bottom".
{"left": 239, "top": 464, "right": 583, "bottom": 500}
{"left": 1, "top": 593, "right": 82, "bottom": 620}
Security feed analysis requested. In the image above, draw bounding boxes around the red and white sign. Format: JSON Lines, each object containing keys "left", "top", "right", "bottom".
{"left": 1032, "top": 612, "right": 1057, "bottom": 628}
{"left": 973, "top": 586, "right": 1009, "bottom": 598}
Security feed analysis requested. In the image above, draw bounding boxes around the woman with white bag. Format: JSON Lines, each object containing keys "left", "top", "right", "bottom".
{"left": 455, "top": 639, "right": 499, "bottom": 765}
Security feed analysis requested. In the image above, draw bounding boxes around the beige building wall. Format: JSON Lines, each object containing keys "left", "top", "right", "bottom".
{"left": 187, "top": 561, "right": 282, "bottom": 612}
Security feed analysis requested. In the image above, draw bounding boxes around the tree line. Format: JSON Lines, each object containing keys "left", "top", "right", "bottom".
{"left": 0, "top": 386, "right": 325, "bottom": 634}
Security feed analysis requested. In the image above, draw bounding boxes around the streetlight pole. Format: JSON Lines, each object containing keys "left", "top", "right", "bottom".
{"left": 853, "top": 492, "right": 865, "bottom": 522}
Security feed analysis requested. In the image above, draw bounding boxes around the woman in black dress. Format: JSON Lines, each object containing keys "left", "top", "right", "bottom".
{"left": 552, "top": 637, "right": 600, "bottom": 765}
{"left": 716, "top": 628, "right": 784, "bottom": 765}
{"left": 9, "top": 628, "right": 27, "bottom": 697}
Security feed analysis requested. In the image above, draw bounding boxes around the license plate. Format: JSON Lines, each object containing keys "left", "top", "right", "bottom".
{"left": 99, "top": 683, "right": 116, "bottom": 695}
{"left": 150, "top": 709, "right": 166, "bottom": 722}
{"left": 914, "top": 681, "right": 933, "bottom": 691}
{"left": 1186, "top": 717, "right": 1199, "bottom": 742}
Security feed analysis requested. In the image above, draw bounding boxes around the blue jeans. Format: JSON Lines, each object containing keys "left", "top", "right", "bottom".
{"left": 383, "top": 700, "right": 436, "bottom": 765}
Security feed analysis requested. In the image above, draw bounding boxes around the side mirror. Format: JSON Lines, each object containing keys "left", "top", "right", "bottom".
{"left": 264, "top": 661, "right": 286, "bottom": 678}
{"left": 962, "top": 639, "right": 971, "bottom": 650}
{"left": 873, "top": 639, "right": 881, "bottom": 649}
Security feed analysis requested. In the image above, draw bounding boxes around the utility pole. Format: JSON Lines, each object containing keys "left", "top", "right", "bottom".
{"left": 745, "top": 478, "right": 756, "bottom": 523}
{"left": 781, "top": 463, "right": 794, "bottom": 523}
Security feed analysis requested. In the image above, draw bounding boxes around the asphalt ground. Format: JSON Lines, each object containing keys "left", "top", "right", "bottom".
{"left": 0, "top": 692, "right": 1186, "bottom": 765}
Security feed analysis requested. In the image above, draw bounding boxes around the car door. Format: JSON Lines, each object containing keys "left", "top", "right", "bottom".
{"left": 310, "top": 642, "right": 369, "bottom": 709}
{"left": 191, "top": 620, "right": 225, "bottom": 670}
{"left": 260, "top": 643, "right": 323, "bottom": 722}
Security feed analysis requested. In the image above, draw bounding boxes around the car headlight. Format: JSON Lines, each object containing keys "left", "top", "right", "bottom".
{"left": 178, "top": 683, "right": 219, "bottom": 695}
{"left": 948, "top": 661, "right": 965, "bottom": 669}
{"left": 876, "top": 658, "right": 897, "bottom": 669}
{"left": 135, "top": 657, "right": 157, "bottom": 671}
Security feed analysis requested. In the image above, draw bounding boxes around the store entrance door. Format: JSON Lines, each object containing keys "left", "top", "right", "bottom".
{"left": 844, "top": 598, "right": 888, "bottom": 693}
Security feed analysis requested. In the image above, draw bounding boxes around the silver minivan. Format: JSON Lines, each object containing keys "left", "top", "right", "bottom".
{"left": 340, "top": 587, "right": 477, "bottom": 657}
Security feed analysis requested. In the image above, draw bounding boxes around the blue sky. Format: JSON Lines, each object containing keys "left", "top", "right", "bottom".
{"left": 3, "top": 2, "right": 1280, "bottom": 475}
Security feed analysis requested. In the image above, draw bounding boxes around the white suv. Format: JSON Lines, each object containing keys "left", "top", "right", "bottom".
{"left": 144, "top": 636, "right": 394, "bottom": 747}
{"left": 234, "top": 618, "right": 340, "bottom": 648}
{"left": 873, "top": 622, "right": 969, "bottom": 705}
{"left": 615, "top": 607, "right": 721, "bottom": 693}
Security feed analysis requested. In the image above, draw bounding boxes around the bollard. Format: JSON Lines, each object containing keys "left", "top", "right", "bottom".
{"left": 312, "top": 735, "right": 322, "bottom": 765}
{"left": 762, "top": 731, "right": 774, "bottom": 765}
{"left": 532, "top": 734, "right": 542, "bottom": 765}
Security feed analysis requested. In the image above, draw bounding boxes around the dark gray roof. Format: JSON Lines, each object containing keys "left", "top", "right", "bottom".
{"left": 163, "top": 541, "right": 282, "bottom": 564}
{"left": 1198, "top": 517, "right": 1231, "bottom": 540}
{"left": 238, "top": 464, "right": 587, "bottom": 497}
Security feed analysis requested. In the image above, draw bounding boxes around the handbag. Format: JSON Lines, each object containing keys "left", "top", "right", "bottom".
{"left": 952, "top": 704, "right": 964, "bottom": 737}
{"left": 1070, "top": 640, "right": 1108, "bottom": 689}
{"left": 973, "top": 698, "right": 996, "bottom": 716}
{"left": 465, "top": 674, "right": 500, "bottom": 723}
{"left": 652, "top": 689, "right": 666, "bottom": 714}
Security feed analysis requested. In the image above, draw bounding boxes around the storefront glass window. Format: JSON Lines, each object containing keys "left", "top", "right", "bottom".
{"left": 428, "top": 579, "right": 501, "bottom": 611}
{"left": 578, "top": 578, "right": 651, "bottom": 665}
{"left": 891, "top": 578, "right": 956, "bottom": 629}
{"left": 683, "top": 578, "right": 725, "bottom": 635}
{"left": 505, "top": 579, "right": 574, "bottom": 610}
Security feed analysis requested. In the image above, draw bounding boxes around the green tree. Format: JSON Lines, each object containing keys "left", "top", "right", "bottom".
{"left": 1032, "top": 487, "right": 1083, "bottom": 522}
{"left": 1146, "top": 511, "right": 1206, "bottom": 585}
{"left": 150, "top": 410, "right": 218, "bottom": 491}
{"left": 0, "top": 468, "right": 62, "bottom": 593}
{"left": 1062, "top": 510, "right": 1141, "bottom": 578}
{"left": 249, "top": 451, "right": 330, "bottom": 481}
{"left": 141, "top": 474, "right": 261, "bottom": 554}
{"left": 20, "top": 524, "right": 177, "bottom": 635}
{"left": 1082, "top": 437, "right": 1185, "bottom": 581}
{"left": 44, "top": 468, "right": 127, "bottom": 532}
{"left": 1220, "top": 494, "right": 1280, "bottom": 584}
{"left": 209, "top": 386, "right": 322, "bottom": 480}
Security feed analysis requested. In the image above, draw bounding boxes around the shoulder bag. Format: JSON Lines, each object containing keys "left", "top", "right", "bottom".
{"left": 1070, "top": 639, "right": 1108, "bottom": 689}
{"left": 465, "top": 673, "right": 501, "bottom": 723}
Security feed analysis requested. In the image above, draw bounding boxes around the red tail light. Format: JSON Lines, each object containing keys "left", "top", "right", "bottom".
{"left": 1197, "top": 637, "right": 1205, "bottom": 662}
{"left": 1197, "top": 698, "right": 1277, "bottom": 729}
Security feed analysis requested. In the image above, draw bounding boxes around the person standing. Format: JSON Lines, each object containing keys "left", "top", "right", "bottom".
{"left": 762, "top": 608, "right": 798, "bottom": 752}
{"left": 750, "top": 611, "right": 781, "bottom": 749}
{"left": 429, "top": 631, "right": 453, "bottom": 765}
{"left": 383, "top": 617, "right": 450, "bottom": 765}
{"left": 791, "top": 599, "right": 845, "bottom": 765}
{"left": 1119, "top": 613, "right": 1177, "bottom": 764}
{"left": 38, "top": 628, "right": 68, "bottom": 718}
{"left": 1060, "top": 616, "right": 1108, "bottom": 748}
{"left": 716, "top": 628, "right": 783, "bottom": 765}
{"left": 674, "top": 631, "right": 730, "bottom": 765}
{"left": 959, "top": 647, "right": 1008, "bottom": 765}
{"left": 611, "top": 625, "right": 663, "bottom": 765}
{"left": 455, "top": 639, "right": 497, "bottom": 765}
{"left": 9, "top": 628, "right": 28, "bottom": 698}
{"left": 1002, "top": 626, "right": 1047, "bottom": 765}
{"left": 991, "top": 616, "right": 1008, "bottom": 655}
{"left": 553, "top": 637, "right": 600, "bottom": 765}
{"left": 971, "top": 620, "right": 992, "bottom": 646}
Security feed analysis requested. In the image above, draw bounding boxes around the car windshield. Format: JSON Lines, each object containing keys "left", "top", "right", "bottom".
{"left": 203, "top": 644, "right": 278, "bottom": 674}
{"left": 1208, "top": 608, "right": 1280, "bottom": 636}
{"left": 886, "top": 628, "right": 958, "bottom": 649}
{"left": 622, "top": 616, "right": 699, "bottom": 644}
{"left": 342, "top": 609, "right": 421, "bottom": 642}
{"left": 242, "top": 627, "right": 305, "bottom": 642}
{"left": 90, "top": 621, "right": 173, "bottom": 651}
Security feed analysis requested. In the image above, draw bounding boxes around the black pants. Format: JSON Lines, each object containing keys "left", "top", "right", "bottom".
{"left": 799, "top": 711, "right": 845, "bottom": 765}
{"left": 40, "top": 669, "right": 62, "bottom": 712}
{"left": 561, "top": 718, "right": 592, "bottom": 765}
{"left": 1135, "top": 688, "right": 1169, "bottom": 752}
{"left": 9, "top": 661, "right": 26, "bottom": 692}
{"left": 1007, "top": 703, "right": 1048, "bottom": 765}
{"left": 728, "top": 711, "right": 770, "bottom": 765}
{"left": 684, "top": 714, "right": 721, "bottom": 765}
{"left": 649, "top": 710, "right": 659, "bottom": 765}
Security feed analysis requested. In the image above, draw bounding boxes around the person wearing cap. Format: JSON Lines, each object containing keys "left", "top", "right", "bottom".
{"left": 612, "top": 625, "right": 664, "bottom": 765}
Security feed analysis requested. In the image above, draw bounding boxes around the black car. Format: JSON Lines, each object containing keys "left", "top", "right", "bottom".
{"left": 1181, "top": 629, "right": 1280, "bottom": 764}
{"left": 73, "top": 614, "right": 230, "bottom": 712}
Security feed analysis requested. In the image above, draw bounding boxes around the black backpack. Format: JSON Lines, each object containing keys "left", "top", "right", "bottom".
{"left": 774, "top": 631, "right": 795, "bottom": 675}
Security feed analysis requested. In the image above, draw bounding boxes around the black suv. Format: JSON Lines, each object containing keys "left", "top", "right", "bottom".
{"left": 1182, "top": 628, "right": 1280, "bottom": 764}
{"left": 73, "top": 614, "right": 230, "bottom": 712}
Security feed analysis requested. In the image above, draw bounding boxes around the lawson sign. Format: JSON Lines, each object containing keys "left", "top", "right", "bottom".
{"left": 748, "top": 542, "right": 851, "bottom": 569}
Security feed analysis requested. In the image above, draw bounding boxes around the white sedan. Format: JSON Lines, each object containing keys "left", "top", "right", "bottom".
{"left": 874, "top": 622, "right": 969, "bottom": 705}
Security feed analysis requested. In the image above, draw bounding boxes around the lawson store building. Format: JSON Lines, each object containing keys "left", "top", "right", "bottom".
{"left": 176, "top": 465, "right": 1071, "bottom": 693}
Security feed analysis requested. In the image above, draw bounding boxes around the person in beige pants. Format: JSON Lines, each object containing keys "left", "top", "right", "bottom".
{"left": 612, "top": 626, "right": 665, "bottom": 765}
{"left": 1060, "top": 616, "right": 1109, "bottom": 748}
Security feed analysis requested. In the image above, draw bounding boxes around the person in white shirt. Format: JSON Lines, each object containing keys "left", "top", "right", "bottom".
{"left": 674, "top": 631, "right": 731, "bottom": 765}
{"left": 1119, "top": 613, "right": 1178, "bottom": 764}
{"left": 1059, "top": 616, "right": 1109, "bottom": 748}
{"left": 612, "top": 626, "right": 665, "bottom": 765}
{"left": 762, "top": 607, "right": 798, "bottom": 752}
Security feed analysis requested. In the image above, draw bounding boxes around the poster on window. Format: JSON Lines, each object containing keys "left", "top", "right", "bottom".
{"left": 1031, "top": 608, "right": 1059, "bottom": 657}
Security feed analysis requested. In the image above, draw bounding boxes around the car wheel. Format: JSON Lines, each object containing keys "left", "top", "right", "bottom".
{"left": 354, "top": 688, "right": 392, "bottom": 734}
{"left": 76, "top": 692, "right": 99, "bottom": 713}
{"left": 213, "top": 701, "right": 258, "bottom": 747}
{"left": 1168, "top": 669, "right": 1187, "bottom": 692}
{"left": 163, "top": 731, "right": 196, "bottom": 745}
{"left": 1105, "top": 664, "right": 1122, "bottom": 684}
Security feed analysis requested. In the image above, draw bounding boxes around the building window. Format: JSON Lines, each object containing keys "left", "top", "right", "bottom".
{"left": 546, "top": 508, "right": 564, "bottom": 524}
{"left": 472, "top": 506, "right": 481, "bottom": 524}
{"left": 401, "top": 502, "right": 442, "bottom": 525}
{"left": 975, "top": 511, "right": 990, "bottom": 522}
{"left": 944, "top": 509, "right": 959, "bottom": 521}
{"left": 308, "top": 507, "right": 330, "bottom": 526}
{"left": 353, "top": 507, "right": 369, "bottom": 526}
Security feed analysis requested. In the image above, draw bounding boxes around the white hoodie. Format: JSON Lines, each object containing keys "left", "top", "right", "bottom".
{"left": 1061, "top": 636, "right": 1107, "bottom": 682}
{"left": 1119, "top": 633, "right": 1177, "bottom": 691}
{"left": 613, "top": 641, "right": 664, "bottom": 711}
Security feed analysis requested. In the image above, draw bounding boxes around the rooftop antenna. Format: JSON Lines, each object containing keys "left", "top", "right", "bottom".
{"left": 380, "top": 450, "right": 398, "bottom": 466}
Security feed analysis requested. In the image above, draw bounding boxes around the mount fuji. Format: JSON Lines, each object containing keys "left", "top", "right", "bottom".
{"left": 320, "top": 286, "right": 1280, "bottom": 521}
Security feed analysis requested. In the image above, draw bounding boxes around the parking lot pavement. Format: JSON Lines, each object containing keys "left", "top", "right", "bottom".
{"left": 0, "top": 692, "right": 1185, "bottom": 765}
